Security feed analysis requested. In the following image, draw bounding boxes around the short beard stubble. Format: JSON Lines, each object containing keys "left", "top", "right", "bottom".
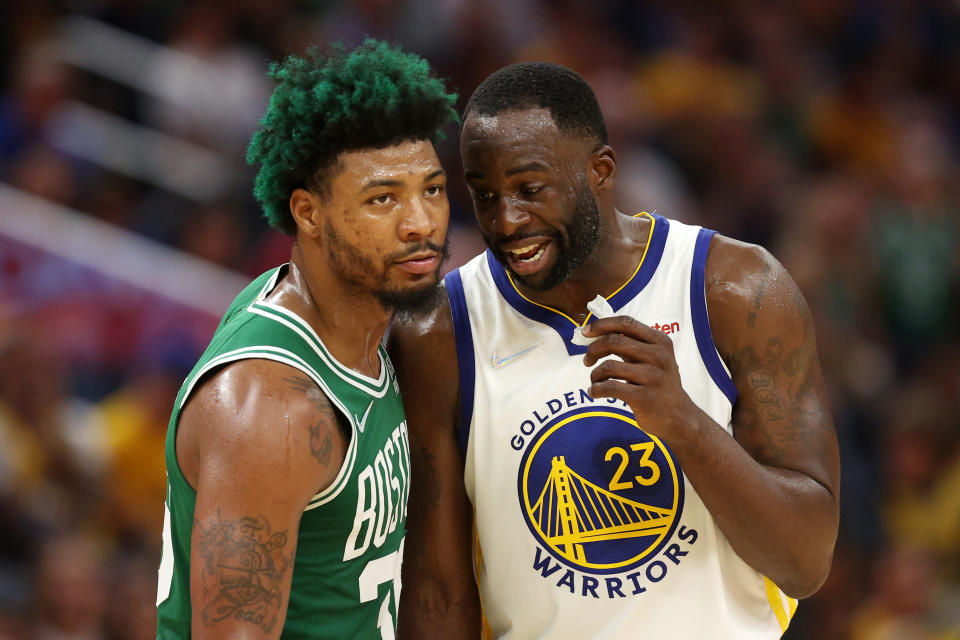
{"left": 324, "top": 219, "right": 449, "bottom": 319}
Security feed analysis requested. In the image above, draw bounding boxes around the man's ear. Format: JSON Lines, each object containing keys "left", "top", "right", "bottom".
{"left": 590, "top": 145, "right": 617, "bottom": 193}
{"left": 289, "top": 188, "right": 323, "bottom": 238}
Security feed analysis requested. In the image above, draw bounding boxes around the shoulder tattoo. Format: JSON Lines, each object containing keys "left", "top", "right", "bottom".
{"left": 283, "top": 374, "right": 341, "bottom": 466}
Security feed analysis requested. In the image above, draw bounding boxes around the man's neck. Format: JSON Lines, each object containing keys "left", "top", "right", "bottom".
{"left": 267, "top": 245, "right": 391, "bottom": 378}
{"left": 513, "top": 210, "right": 651, "bottom": 323}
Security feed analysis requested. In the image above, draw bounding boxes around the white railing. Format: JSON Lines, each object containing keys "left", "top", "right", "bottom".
{"left": 0, "top": 183, "right": 249, "bottom": 316}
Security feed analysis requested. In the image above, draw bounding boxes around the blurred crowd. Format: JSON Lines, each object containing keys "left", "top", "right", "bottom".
{"left": 0, "top": 0, "right": 958, "bottom": 638}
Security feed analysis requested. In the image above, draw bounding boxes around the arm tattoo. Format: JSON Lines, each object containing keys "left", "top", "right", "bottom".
{"left": 283, "top": 375, "right": 340, "bottom": 466}
{"left": 310, "top": 422, "right": 334, "bottom": 466}
{"left": 733, "top": 282, "right": 829, "bottom": 466}
{"left": 195, "top": 512, "right": 294, "bottom": 633}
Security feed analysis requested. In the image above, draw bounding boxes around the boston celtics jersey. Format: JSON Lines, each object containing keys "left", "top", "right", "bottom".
{"left": 156, "top": 265, "right": 410, "bottom": 640}
{"left": 445, "top": 214, "right": 796, "bottom": 638}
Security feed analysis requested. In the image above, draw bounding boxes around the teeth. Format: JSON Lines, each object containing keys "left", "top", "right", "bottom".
{"left": 508, "top": 244, "right": 540, "bottom": 256}
{"left": 519, "top": 246, "right": 545, "bottom": 263}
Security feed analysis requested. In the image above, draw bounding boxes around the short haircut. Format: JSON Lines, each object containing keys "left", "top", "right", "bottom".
{"left": 464, "top": 62, "right": 607, "bottom": 145}
{"left": 246, "top": 39, "right": 458, "bottom": 235}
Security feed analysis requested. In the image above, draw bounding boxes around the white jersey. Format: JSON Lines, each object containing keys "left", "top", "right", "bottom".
{"left": 444, "top": 213, "right": 796, "bottom": 639}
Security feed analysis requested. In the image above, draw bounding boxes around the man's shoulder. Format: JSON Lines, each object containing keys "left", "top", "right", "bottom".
{"left": 704, "top": 234, "right": 782, "bottom": 300}
{"left": 702, "top": 233, "right": 812, "bottom": 357}
{"left": 186, "top": 358, "right": 336, "bottom": 439}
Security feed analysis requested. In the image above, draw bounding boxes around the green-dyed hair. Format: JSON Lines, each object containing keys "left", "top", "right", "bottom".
{"left": 246, "top": 39, "right": 458, "bottom": 234}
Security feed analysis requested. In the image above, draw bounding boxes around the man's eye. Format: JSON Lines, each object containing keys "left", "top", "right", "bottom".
{"left": 425, "top": 185, "right": 444, "bottom": 197}
{"left": 520, "top": 185, "right": 542, "bottom": 195}
{"left": 474, "top": 191, "right": 495, "bottom": 202}
{"left": 370, "top": 194, "right": 393, "bottom": 205}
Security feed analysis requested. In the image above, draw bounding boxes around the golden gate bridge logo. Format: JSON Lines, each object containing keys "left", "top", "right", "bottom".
{"left": 531, "top": 455, "right": 675, "bottom": 564}
{"left": 519, "top": 409, "right": 682, "bottom": 573}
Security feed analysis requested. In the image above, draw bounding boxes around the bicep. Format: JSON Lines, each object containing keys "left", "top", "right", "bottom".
{"left": 183, "top": 362, "right": 347, "bottom": 639}
{"left": 707, "top": 238, "right": 840, "bottom": 494}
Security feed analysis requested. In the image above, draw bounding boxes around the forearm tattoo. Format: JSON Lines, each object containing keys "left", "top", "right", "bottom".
{"left": 195, "top": 512, "right": 294, "bottom": 634}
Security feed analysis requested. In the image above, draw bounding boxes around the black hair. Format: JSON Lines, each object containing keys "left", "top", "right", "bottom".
{"left": 464, "top": 62, "right": 607, "bottom": 144}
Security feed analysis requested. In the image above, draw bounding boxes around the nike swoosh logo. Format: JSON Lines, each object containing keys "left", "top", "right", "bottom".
{"left": 355, "top": 400, "right": 374, "bottom": 433}
{"left": 491, "top": 342, "right": 542, "bottom": 368}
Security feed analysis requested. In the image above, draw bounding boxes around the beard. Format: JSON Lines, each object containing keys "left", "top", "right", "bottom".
{"left": 324, "top": 219, "right": 449, "bottom": 317}
{"left": 485, "top": 179, "right": 601, "bottom": 291}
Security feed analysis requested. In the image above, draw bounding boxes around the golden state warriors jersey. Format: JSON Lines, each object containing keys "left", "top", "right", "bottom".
{"left": 445, "top": 214, "right": 796, "bottom": 639}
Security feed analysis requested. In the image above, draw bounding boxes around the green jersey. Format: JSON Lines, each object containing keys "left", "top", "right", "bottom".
{"left": 156, "top": 266, "right": 410, "bottom": 639}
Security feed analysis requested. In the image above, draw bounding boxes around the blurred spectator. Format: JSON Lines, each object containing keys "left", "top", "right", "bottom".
{"left": 879, "top": 381, "right": 960, "bottom": 577}
{"left": 94, "top": 375, "right": 172, "bottom": 551}
{"left": 30, "top": 533, "right": 106, "bottom": 640}
{"left": 142, "top": 2, "right": 269, "bottom": 154}
{"left": 848, "top": 545, "right": 960, "bottom": 640}
{"left": 103, "top": 552, "right": 157, "bottom": 640}
{"left": 0, "top": 39, "right": 73, "bottom": 169}
{"left": 0, "top": 332, "right": 102, "bottom": 546}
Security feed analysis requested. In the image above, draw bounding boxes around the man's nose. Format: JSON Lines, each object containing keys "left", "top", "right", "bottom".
{"left": 399, "top": 195, "right": 440, "bottom": 241}
{"left": 491, "top": 197, "right": 531, "bottom": 237}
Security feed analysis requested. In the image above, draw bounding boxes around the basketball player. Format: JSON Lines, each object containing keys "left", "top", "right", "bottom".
{"left": 390, "top": 62, "right": 840, "bottom": 639}
{"left": 155, "top": 41, "right": 457, "bottom": 639}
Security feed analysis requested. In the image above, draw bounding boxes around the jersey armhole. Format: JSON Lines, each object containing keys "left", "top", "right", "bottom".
{"left": 690, "top": 229, "right": 738, "bottom": 405}
{"left": 444, "top": 270, "right": 475, "bottom": 459}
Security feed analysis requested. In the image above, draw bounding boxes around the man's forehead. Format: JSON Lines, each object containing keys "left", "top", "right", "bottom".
{"left": 464, "top": 107, "right": 560, "bottom": 144}
{"left": 339, "top": 140, "right": 441, "bottom": 177}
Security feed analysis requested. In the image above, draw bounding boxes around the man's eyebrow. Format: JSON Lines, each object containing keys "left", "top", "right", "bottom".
{"left": 464, "top": 162, "right": 550, "bottom": 183}
{"left": 506, "top": 162, "right": 551, "bottom": 176}
{"left": 360, "top": 169, "right": 446, "bottom": 193}
{"left": 360, "top": 178, "right": 403, "bottom": 192}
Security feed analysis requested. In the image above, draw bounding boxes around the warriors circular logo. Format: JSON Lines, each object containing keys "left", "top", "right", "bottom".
{"left": 518, "top": 407, "right": 684, "bottom": 574}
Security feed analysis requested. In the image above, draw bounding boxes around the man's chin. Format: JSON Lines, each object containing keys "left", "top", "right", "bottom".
{"left": 377, "top": 278, "right": 445, "bottom": 319}
{"left": 505, "top": 263, "right": 565, "bottom": 292}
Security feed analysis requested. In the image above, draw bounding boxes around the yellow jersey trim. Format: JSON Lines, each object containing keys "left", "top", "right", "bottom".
{"left": 764, "top": 575, "right": 798, "bottom": 633}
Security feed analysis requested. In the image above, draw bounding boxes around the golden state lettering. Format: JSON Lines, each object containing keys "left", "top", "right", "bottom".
{"left": 530, "top": 526, "right": 698, "bottom": 598}
{"left": 516, "top": 405, "right": 688, "bottom": 593}
{"left": 343, "top": 421, "right": 411, "bottom": 561}
{"left": 510, "top": 388, "right": 631, "bottom": 451}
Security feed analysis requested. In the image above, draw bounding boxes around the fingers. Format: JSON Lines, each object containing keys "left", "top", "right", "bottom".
{"left": 588, "top": 379, "right": 637, "bottom": 403}
{"left": 590, "top": 360, "right": 662, "bottom": 387}
{"left": 584, "top": 334, "right": 666, "bottom": 367}
{"left": 581, "top": 316, "right": 666, "bottom": 342}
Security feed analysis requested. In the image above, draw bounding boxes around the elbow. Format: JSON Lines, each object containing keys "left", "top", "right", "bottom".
{"left": 778, "top": 484, "right": 840, "bottom": 599}
{"left": 778, "top": 555, "right": 833, "bottom": 600}
{"left": 776, "top": 534, "right": 838, "bottom": 599}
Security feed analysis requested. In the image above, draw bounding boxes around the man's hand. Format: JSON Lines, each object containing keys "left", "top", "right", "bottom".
{"left": 581, "top": 316, "right": 704, "bottom": 447}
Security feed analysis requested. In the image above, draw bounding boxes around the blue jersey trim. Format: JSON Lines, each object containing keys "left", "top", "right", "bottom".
{"left": 485, "top": 214, "right": 671, "bottom": 356}
{"left": 444, "top": 269, "right": 475, "bottom": 457}
{"left": 690, "top": 229, "right": 738, "bottom": 405}
{"left": 608, "top": 214, "right": 670, "bottom": 309}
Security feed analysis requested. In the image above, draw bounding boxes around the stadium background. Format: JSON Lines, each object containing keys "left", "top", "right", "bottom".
{"left": 0, "top": 1, "right": 958, "bottom": 638}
